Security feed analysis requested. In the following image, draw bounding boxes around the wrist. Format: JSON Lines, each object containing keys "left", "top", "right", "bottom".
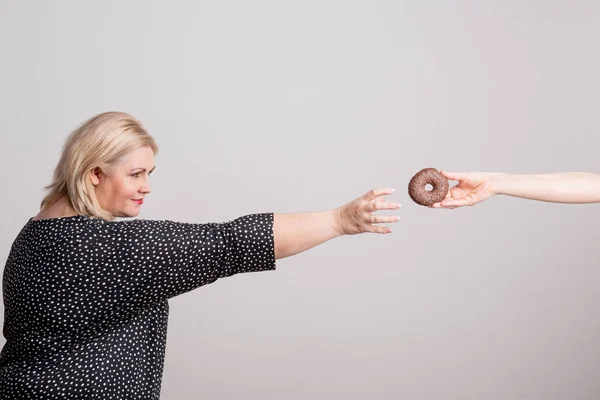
{"left": 331, "top": 208, "right": 345, "bottom": 238}
{"left": 488, "top": 172, "right": 508, "bottom": 196}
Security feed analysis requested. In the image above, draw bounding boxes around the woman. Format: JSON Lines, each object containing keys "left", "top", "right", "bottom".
{"left": 431, "top": 170, "right": 600, "bottom": 208}
{"left": 0, "top": 111, "right": 401, "bottom": 399}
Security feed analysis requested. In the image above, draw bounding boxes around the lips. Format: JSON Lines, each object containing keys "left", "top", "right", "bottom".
{"left": 133, "top": 199, "right": 144, "bottom": 205}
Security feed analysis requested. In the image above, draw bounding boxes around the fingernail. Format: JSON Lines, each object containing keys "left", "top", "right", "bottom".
{"left": 391, "top": 188, "right": 396, "bottom": 192}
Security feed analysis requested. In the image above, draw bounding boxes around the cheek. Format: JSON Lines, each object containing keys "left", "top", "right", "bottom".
{"left": 122, "top": 181, "right": 139, "bottom": 199}
{"left": 110, "top": 178, "right": 136, "bottom": 201}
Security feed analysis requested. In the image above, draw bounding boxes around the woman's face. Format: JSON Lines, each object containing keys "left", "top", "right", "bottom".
{"left": 91, "top": 146, "right": 155, "bottom": 218}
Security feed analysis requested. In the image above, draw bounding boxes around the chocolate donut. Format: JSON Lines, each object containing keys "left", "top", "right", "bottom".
{"left": 408, "top": 168, "right": 449, "bottom": 206}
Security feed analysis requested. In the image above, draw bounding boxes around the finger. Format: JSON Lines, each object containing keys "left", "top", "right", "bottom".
{"left": 369, "top": 215, "right": 401, "bottom": 224}
{"left": 364, "top": 188, "right": 395, "bottom": 202}
{"left": 439, "top": 198, "right": 470, "bottom": 207}
{"left": 440, "top": 170, "right": 467, "bottom": 181}
{"left": 369, "top": 225, "right": 393, "bottom": 234}
{"left": 431, "top": 190, "right": 455, "bottom": 207}
{"left": 369, "top": 201, "right": 401, "bottom": 211}
{"left": 371, "top": 197, "right": 386, "bottom": 203}
{"left": 431, "top": 203, "right": 457, "bottom": 209}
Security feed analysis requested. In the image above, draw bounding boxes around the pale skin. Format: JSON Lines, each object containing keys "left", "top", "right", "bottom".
{"left": 431, "top": 171, "right": 600, "bottom": 209}
{"left": 34, "top": 146, "right": 401, "bottom": 260}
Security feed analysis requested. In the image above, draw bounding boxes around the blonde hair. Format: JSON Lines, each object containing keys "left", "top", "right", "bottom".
{"left": 41, "top": 111, "right": 159, "bottom": 221}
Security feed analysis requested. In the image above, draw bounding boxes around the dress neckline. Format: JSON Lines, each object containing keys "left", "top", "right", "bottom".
{"left": 28, "top": 215, "right": 89, "bottom": 223}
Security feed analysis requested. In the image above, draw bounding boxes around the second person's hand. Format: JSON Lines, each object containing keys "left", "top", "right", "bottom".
{"left": 431, "top": 171, "right": 498, "bottom": 209}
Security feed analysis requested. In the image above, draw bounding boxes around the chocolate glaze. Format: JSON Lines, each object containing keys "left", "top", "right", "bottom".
{"left": 408, "top": 168, "right": 449, "bottom": 206}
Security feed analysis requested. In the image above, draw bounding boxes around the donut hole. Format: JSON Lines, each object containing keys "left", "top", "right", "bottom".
{"left": 425, "top": 184, "right": 433, "bottom": 191}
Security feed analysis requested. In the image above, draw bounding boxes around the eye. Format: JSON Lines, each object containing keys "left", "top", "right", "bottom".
{"left": 131, "top": 172, "right": 141, "bottom": 178}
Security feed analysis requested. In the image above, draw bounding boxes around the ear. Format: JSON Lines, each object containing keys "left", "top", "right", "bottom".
{"left": 90, "top": 167, "right": 102, "bottom": 186}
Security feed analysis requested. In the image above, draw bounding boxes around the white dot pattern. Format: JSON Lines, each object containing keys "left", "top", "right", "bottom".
{"left": 0, "top": 213, "right": 275, "bottom": 399}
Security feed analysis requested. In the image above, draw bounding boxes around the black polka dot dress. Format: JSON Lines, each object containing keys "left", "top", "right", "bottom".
{"left": 0, "top": 214, "right": 276, "bottom": 399}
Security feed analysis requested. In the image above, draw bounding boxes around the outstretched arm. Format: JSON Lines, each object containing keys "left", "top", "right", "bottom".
{"left": 432, "top": 171, "right": 600, "bottom": 208}
{"left": 491, "top": 172, "right": 600, "bottom": 203}
{"left": 107, "top": 188, "right": 400, "bottom": 304}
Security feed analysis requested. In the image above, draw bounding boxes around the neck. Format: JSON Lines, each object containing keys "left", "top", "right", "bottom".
{"left": 35, "top": 196, "right": 79, "bottom": 220}
{"left": 54, "top": 196, "right": 77, "bottom": 214}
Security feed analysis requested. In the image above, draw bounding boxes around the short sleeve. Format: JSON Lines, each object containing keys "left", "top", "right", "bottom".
{"left": 104, "top": 213, "right": 276, "bottom": 304}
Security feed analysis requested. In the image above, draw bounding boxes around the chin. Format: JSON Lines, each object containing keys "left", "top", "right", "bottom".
{"left": 113, "top": 209, "right": 140, "bottom": 219}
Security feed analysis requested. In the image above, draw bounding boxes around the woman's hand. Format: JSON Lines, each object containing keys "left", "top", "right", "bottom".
{"left": 334, "top": 188, "right": 401, "bottom": 235}
{"left": 273, "top": 188, "right": 401, "bottom": 259}
{"left": 431, "top": 171, "right": 498, "bottom": 209}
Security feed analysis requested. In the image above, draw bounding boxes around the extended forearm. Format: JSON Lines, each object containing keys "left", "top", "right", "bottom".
{"left": 490, "top": 172, "right": 600, "bottom": 203}
{"left": 273, "top": 210, "right": 341, "bottom": 259}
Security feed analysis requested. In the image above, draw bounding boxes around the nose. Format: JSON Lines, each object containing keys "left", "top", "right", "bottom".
{"left": 140, "top": 179, "right": 151, "bottom": 195}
